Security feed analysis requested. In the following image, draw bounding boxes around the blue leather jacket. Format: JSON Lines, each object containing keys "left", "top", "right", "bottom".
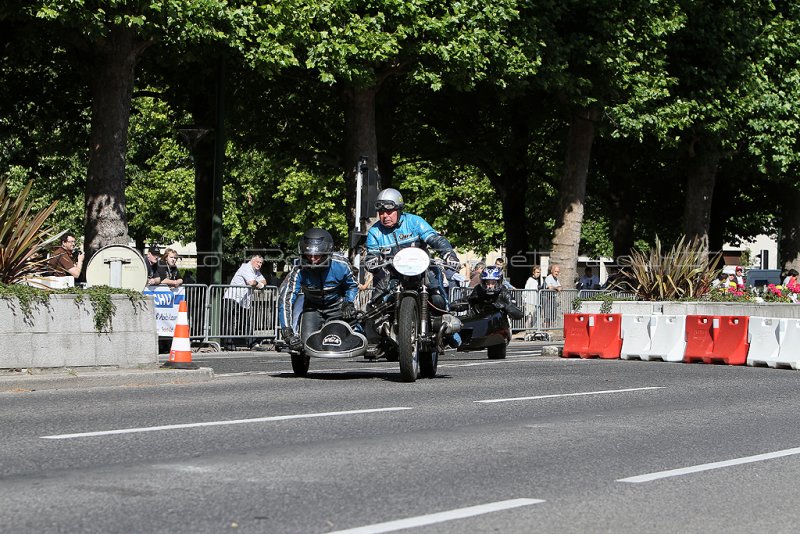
{"left": 365, "top": 213, "right": 454, "bottom": 264}
{"left": 278, "top": 256, "right": 358, "bottom": 329}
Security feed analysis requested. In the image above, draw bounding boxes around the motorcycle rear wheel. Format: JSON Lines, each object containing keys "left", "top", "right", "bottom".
{"left": 398, "top": 297, "right": 419, "bottom": 382}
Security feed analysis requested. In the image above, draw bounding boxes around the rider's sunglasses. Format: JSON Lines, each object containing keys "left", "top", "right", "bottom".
{"left": 375, "top": 200, "right": 399, "bottom": 212}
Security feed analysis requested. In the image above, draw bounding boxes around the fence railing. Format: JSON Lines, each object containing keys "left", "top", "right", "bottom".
{"left": 161, "top": 283, "right": 633, "bottom": 345}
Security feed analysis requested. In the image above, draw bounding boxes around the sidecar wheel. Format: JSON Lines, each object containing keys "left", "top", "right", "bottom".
{"left": 398, "top": 297, "right": 419, "bottom": 382}
{"left": 291, "top": 353, "right": 310, "bottom": 376}
{"left": 487, "top": 343, "right": 507, "bottom": 360}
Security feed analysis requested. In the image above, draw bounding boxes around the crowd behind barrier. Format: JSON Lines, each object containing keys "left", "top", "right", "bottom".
{"left": 152, "top": 283, "right": 633, "bottom": 346}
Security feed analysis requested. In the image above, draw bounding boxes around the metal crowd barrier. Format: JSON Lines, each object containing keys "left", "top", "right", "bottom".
{"left": 169, "top": 282, "right": 634, "bottom": 346}
{"left": 204, "top": 284, "right": 279, "bottom": 346}
{"left": 183, "top": 283, "right": 210, "bottom": 340}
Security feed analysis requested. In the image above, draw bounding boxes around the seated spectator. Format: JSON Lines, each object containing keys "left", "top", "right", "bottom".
{"left": 145, "top": 245, "right": 162, "bottom": 286}
{"left": 48, "top": 232, "right": 83, "bottom": 279}
{"left": 158, "top": 248, "right": 183, "bottom": 287}
{"left": 578, "top": 267, "right": 600, "bottom": 290}
{"left": 711, "top": 272, "right": 728, "bottom": 288}
{"left": 783, "top": 269, "right": 798, "bottom": 288}
{"left": 734, "top": 265, "right": 746, "bottom": 287}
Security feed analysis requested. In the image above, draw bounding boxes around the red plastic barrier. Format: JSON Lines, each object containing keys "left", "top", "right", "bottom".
{"left": 563, "top": 314, "right": 592, "bottom": 358}
{"left": 587, "top": 314, "right": 623, "bottom": 359}
{"left": 563, "top": 314, "right": 622, "bottom": 359}
{"left": 683, "top": 315, "right": 749, "bottom": 365}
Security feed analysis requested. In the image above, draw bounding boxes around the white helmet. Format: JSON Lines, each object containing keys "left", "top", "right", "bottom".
{"left": 375, "top": 188, "right": 404, "bottom": 212}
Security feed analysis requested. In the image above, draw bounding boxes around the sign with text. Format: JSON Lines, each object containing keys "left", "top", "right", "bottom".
{"left": 143, "top": 286, "right": 186, "bottom": 336}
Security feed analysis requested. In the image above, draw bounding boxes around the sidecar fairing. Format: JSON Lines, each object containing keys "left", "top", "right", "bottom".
{"left": 456, "top": 310, "right": 511, "bottom": 352}
{"left": 304, "top": 320, "right": 367, "bottom": 359}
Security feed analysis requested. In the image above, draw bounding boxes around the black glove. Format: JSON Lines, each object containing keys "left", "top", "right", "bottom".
{"left": 341, "top": 301, "right": 357, "bottom": 320}
{"left": 443, "top": 251, "right": 460, "bottom": 271}
{"left": 282, "top": 327, "right": 303, "bottom": 351}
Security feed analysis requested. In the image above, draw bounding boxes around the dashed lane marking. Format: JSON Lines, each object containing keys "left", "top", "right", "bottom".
{"left": 475, "top": 386, "right": 666, "bottom": 404}
{"left": 40, "top": 407, "right": 412, "bottom": 440}
{"left": 326, "top": 498, "right": 545, "bottom": 534}
{"left": 617, "top": 446, "right": 800, "bottom": 483}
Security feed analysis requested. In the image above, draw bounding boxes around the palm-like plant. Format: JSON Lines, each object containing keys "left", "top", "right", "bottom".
{"left": 615, "top": 236, "right": 721, "bottom": 301}
{"left": 0, "top": 178, "right": 62, "bottom": 284}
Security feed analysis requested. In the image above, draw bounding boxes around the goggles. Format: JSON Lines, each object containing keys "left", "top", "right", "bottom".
{"left": 375, "top": 200, "right": 400, "bottom": 212}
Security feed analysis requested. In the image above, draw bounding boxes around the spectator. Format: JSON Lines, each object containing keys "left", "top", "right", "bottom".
{"left": 48, "top": 232, "right": 83, "bottom": 279}
{"left": 734, "top": 265, "right": 746, "bottom": 287}
{"left": 495, "top": 257, "right": 515, "bottom": 289}
{"left": 524, "top": 265, "right": 543, "bottom": 328}
{"left": 145, "top": 246, "right": 162, "bottom": 286}
{"left": 783, "top": 269, "right": 798, "bottom": 288}
{"left": 545, "top": 264, "right": 562, "bottom": 291}
{"left": 223, "top": 255, "right": 267, "bottom": 350}
{"left": 711, "top": 272, "right": 728, "bottom": 288}
{"left": 578, "top": 267, "right": 600, "bottom": 290}
{"left": 158, "top": 248, "right": 183, "bottom": 287}
{"left": 469, "top": 261, "right": 486, "bottom": 288}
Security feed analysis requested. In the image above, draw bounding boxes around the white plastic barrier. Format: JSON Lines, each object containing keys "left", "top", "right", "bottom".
{"left": 746, "top": 317, "right": 782, "bottom": 367}
{"left": 748, "top": 318, "right": 800, "bottom": 369}
{"left": 620, "top": 314, "right": 686, "bottom": 362}
{"left": 777, "top": 319, "right": 800, "bottom": 369}
{"left": 648, "top": 315, "right": 686, "bottom": 362}
{"left": 620, "top": 315, "right": 652, "bottom": 360}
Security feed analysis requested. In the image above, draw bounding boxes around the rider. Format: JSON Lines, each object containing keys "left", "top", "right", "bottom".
{"left": 279, "top": 228, "right": 359, "bottom": 353}
{"left": 365, "top": 188, "right": 462, "bottom": 345}
{"left": 468, "top": 266, "right": 524, "bottom": 320}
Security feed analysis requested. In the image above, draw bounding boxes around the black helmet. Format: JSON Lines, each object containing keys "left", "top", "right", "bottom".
{"left": 298, "top": 228, "right": 334, "bottom": 267}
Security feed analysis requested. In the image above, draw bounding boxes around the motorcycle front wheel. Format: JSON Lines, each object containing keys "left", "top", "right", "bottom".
{"left": 398, "top": 296, "right": 420, "bottom": 382}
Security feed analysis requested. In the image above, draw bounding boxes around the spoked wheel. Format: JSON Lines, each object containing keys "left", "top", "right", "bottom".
{"left": 291, "top": 352, "right": 310, "bottom": 377}
{"left": 419, "top": 348, "right": 438, "bottom": 378}
{"left": 398, "top": 296, "right": 419, "bottom": 382}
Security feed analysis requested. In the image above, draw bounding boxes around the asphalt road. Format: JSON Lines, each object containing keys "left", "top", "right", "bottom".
{"left": 3, "top": 344, "right": 800, "bottom": 533}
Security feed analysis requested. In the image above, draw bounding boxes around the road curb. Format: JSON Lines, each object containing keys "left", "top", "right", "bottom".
{"left": 0, "top": 366, "right": 214, "bottom": 393}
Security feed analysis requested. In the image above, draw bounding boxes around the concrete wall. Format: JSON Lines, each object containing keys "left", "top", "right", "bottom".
{"left": 0, "top": 294, "right": 158, "bottom": 369}
{"left": 576, "top": 300, "right": 800, "bottom": 318}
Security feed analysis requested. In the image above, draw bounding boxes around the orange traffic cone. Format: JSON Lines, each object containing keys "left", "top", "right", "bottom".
{"left": 163, "top": 300, "right": 198, "bottom": 369}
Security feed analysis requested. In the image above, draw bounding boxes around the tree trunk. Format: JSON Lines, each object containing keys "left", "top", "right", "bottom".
{"left": 84, "top": 26, "right": 148, "bottom": 261}
{"left": 342, "top": 85, "right": 379, "bottom": 231}
{"left": 780, "top": 187, "right": 800, "bottom": 271}
{"left": 681, "top": 135, "right": 720, "bottom": 250}
{"left": 501, "top": 98, "right": 531, "bottom": 289}
{"left": 186, "top": 91, "right": 217, "bottom": 286}
{"left": 550, "top": 106, "right": 601, "bottom": 289}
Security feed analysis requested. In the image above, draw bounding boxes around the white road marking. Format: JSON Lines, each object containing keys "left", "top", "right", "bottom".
{"left": 475, "top": 386, "right": 665, "bottom": 404}
{"left": 617, "top": 446, "right": 800, "bottom": 483}
{"left": 327, "top": 498, "right": 545, "bottom": 534}
{"left": 40, "top": 407, "right": 412, "bottom": 440}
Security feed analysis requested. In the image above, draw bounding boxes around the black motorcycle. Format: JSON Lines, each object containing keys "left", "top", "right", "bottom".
{"left": 452, "top": 288, "right": 523, "bottom": 360}
{"left": 360, "top": 246, "right": 460, "bottom": 382}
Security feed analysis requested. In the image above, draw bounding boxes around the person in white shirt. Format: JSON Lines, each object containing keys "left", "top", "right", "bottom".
{"left": 524, "top": 265, "right": 543, "bottom": 328}
{"left": 223, "top": 255, "right": 267, "bottom": 349}
{"left": 545, "top": 264, "right": 562, "bottom": 291}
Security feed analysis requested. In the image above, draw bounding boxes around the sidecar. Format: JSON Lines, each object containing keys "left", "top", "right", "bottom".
{"left": 304, "top": 320, "right": 368, "bottom": 359}
{"left": 455, "top": 307, "right": 512, "bottom": 359}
